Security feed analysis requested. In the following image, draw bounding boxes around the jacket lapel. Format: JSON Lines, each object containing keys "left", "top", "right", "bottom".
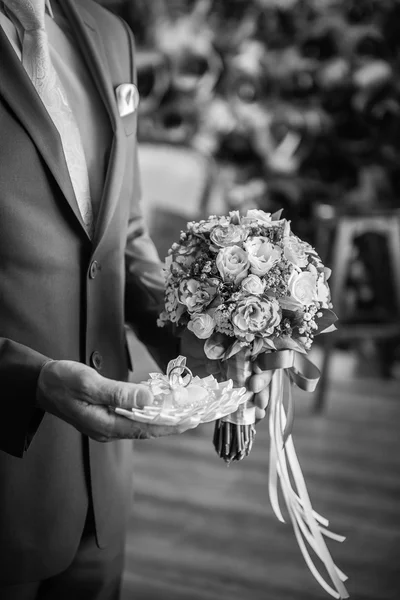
{"left": 0, "top": 27, "right": 90, "bottom": 239}
{"left": 62, "top": 0, "right": 127, "bottom": 246}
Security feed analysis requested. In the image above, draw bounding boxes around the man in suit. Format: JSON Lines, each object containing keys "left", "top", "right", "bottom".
{"left": 0, "top": 1, "right": 272, "bottom": 598}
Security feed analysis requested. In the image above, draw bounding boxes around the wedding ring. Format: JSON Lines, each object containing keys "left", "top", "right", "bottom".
{"left": 168, "top": 365, "right": 193, "bottom": 387}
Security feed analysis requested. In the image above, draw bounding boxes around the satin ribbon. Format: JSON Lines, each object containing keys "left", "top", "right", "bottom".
{"left": 263, "top": 352, "right": 349, "bottom": 600}
{"left": 221, "top": 348, "right": 349, "bottom": 598}
{"left": 258, "top": 349, "right": 321, "bottom": 443}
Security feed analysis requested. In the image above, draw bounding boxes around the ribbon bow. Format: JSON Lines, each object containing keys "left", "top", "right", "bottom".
{"left": 259, "top": 350, "right": 349, "bottom": 599}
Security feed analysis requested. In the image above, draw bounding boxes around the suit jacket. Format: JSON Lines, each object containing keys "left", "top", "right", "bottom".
{"left": 0, "top": 0, "right": 177, "bottom": 583}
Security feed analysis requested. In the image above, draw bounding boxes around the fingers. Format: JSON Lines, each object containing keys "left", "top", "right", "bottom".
{"left": 255, "top": 407, "right": 266, "bottom": 421}
{"left": 249, "top": 369, "right": 274, "bottom": 415}
{"left": 91, "top": 406, "right": 185, "bottom": 442}
{"left": 64, "top": 398, "right": 184, "bottom": 442}
{"left": 249, "top": 372, "right": 273, "bottom": 394}
{"left": 253, "top": 388, "right": 270, "bottom": 410}
{"left": 94, "top": 376, "right": 154, "bottom": 411}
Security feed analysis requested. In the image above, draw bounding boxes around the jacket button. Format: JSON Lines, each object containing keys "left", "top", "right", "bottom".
{"left": 91, "top": 351, "right": 103, "bottom": 371}
{"left": 89, "top": 260, "right": 100, "bottom": 279}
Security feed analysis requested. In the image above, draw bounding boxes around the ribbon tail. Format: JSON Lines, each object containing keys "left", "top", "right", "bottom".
{"left": 268, "top": 370, "right": 286, "bottom": 523}
{"left": 282, "top": 374, "right": 294, "bottom": 445}
{"left": 268, "top": 370, "right": 349, "bottom": 600}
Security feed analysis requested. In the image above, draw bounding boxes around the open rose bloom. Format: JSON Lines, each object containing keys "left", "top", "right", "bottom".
{"left": 158, "top": 209, "right": 348, "bottom": 600}
{"left": 158, "top": 207, "right": 337, "bottom": 458}
{"left": 159, "top": 208, "right": 336, "bottom": 360}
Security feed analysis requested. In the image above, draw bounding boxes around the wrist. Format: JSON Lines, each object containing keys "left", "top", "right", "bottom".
{"left": 36, "top": 359, "right": 56, "bottom": 410}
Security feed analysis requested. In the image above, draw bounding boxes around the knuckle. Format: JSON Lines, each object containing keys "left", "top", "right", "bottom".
{"left": 109, "top": 385, "right": 128, "bottom": 409}
{"left": 250, "top": 375, "right": 263, "bottom": 393}
{"left": 255, "top": 407, "right": 266, "bottom": 421}
{"left": 255, "top": 390, "right": 269, "bottom": 409}
{"left": 79, "top": 371, "right": 95, "bottom": 400}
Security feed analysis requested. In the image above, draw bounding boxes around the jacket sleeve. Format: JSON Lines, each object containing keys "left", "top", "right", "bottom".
{"left": 124, "top": 146, "right": 180, "bottom": 372}
{"left": 0, "top": 338, "right": 50, "bottom": 457}
{"left": 121, "top": 19, "right": 179, "bottom": 372}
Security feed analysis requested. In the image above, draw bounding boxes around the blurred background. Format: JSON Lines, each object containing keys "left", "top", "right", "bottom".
{"left": 100, "top": 1, "right": 400, "bottom": 599}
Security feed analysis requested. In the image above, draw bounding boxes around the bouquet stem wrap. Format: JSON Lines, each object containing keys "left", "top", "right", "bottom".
{"left": 220, "top": 348, "right": 255, "bottom": 425}
{"left": 262, "top": 350, "right": 349, "bottom": 600}
{"left": 213, "top": 348, "right": 256, "bottom": 462}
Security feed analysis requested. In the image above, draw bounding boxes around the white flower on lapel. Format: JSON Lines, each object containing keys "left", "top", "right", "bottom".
{"left": 115, "top": 83, "right": 140, "bottom": 117}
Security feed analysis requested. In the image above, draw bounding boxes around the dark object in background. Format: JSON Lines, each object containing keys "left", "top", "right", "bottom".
{"left": 98, "top": 0, "right": 400, "bottom": 373}
{"left": 99, "top": 0, "right": 400, "bottom": 217}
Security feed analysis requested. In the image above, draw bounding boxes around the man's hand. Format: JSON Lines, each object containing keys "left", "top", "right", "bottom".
{"left": 181, "top": 330, "right": 273, "bottom": 422}
{"left": 37, "top": 360, "right": 188, "bottom": 442}
{"left": 249, "top": 362, "right": 274, "bottom": 421}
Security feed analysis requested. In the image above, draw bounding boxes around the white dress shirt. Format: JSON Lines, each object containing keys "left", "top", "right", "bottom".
{"left": 0, "top": 0, "right": 112, "bottom": 216}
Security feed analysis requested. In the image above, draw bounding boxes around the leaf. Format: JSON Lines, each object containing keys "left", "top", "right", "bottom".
{"left": 262, "top": 337, "right": 277, "bottom": 351}
{"left": 176, "top": 304, "right": 186, "bottom": 320}
{"left": 204, "top": 332, "right": 231, "bottom": 360}
{"left": 273, "top": 335, "right": 307, "bottom": 354}
{"left": 279, "top": 297, "right": 303, "bottom": 312}
{"left": 223, "top": 339, "right": 244, "bottom": 361}
{"left": 319, "top": 323, "right": 338, "bottom": 335}
{"left": 251, "top": 337, "right": 265, "bottom": 357}
{"left": 271, "top": 209, "right": 284, "bottom": 221}
{"left": 314, "top": 308, "right": 338, "bottom": 335}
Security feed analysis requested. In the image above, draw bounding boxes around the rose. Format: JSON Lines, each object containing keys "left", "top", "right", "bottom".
{"left": 244, "top": 237, "right": 282, "bottom": 276}
{"left": 175, "top": 254, "right": 196, "bottom": 269}
{"left": 228, "top": 210, "right": 241, "bottom": 225}
{"left": 216, "top": 245, "right": 250, "bottom": 284}
{"left": 178, "top": 278, "right": 217, "bottom": 312}
{"left": 241, "top": 274, "right": 266, "bottom": 295}
{"left": 187, "top": 313, "right": 216, "bottom": 339}
{"left": 188, "top": 216, "right": 223, "bottom": 234}
{"left": 283, "top": 235, "right": 309, "bottom": 268}
{"left": 175, "top": 240, "right": 198, "bottom": 256}
{"left": 195, "top": 217, "right": 221, "bottom": 233}
{"left": 243, "top": 210, "right": 291, "bottom": 235}
{"left": 170, "top": 238, "right": 199, "bottom": 269}
{"left": 288, "top": 272, "right": 317, "bottom": 306}
{"left": 245, "top": 209, "right": 272, "bottom": 225}
{"left": 316, "top": 275, "right": 331, "bottom": 308}
{"left": 231, "top": 295, "right": 281, "bottom": 340}
{"left": 210, "top": 224, "right": 246, "bottom": 247}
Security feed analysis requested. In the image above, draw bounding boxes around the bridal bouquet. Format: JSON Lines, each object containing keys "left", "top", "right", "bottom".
{"left": 158, "top": 208, "right": 336, "bottom": 455}
{"left": 158, "top": 208, "right": 349, "bottom": 599}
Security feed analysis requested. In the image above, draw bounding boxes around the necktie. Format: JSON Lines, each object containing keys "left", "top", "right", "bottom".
{"left": 4, "top": 0, "right": 94, "bottom": 236}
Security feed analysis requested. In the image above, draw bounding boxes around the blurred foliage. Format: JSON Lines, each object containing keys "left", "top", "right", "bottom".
{"left": 100, "top": 0, "right": 400, "bottom": 237}
{"left": 99, "top": 1, "right": 400, "bottom": 365}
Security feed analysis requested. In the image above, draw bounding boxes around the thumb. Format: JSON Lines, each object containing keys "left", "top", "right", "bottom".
{"left": 94, "top": 376, "right": 154, "bottom": 410}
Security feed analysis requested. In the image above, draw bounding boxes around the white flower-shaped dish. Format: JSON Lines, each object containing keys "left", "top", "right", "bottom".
{"left": 114, "top": 356, "right": 248, "bottom": 428}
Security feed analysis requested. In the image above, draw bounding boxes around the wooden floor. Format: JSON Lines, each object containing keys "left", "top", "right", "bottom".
{"left": 121, "top": 145, "right": 400, "bottom": 600}
{"left": 121, "top": 340, "right": 400, "bottom": 600}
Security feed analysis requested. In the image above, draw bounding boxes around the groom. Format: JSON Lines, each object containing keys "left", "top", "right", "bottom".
{"left": 0, "top": 1, "right": 272, "bottom": 598}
